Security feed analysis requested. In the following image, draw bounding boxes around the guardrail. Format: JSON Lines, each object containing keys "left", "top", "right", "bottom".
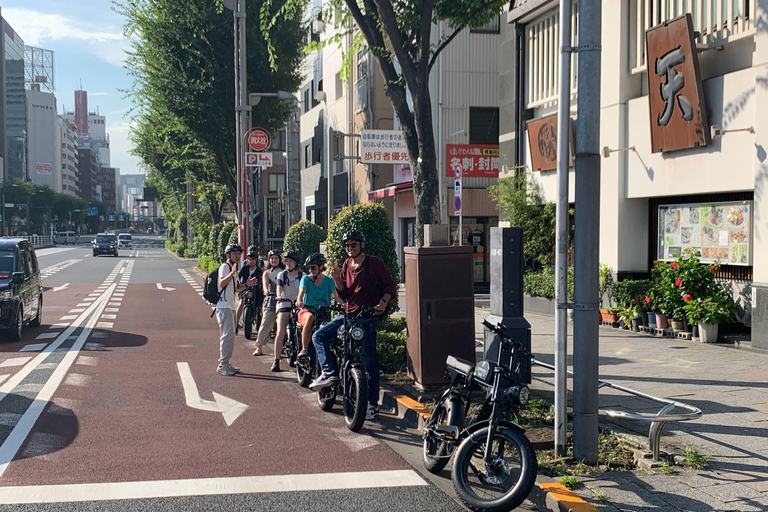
{"left": 532, "top": 358, "right": 703, "bottom": 461}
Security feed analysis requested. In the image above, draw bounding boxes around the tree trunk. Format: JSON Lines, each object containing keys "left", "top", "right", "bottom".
{"left": 410, "top": 87, "right": 440, "bottom": 246}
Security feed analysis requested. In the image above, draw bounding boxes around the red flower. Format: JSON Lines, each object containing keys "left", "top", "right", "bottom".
{"left": 675, "top": 278, "right": 682, "bottom": 287}
{"left": 683, "top": 294, "right": 692, "bottom": 301}
{"left": 710, "top": 266, "right": 718, "bottom": 273}
{"left": 671, "top": 262, "right": 679, "bottom": 270}
{"left": 645, "top": 296, "right": 651, "bottom": 303}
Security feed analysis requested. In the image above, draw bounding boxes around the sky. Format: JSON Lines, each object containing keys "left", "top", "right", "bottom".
{"left": 2, "top": 0, "right": 141, "bottom": 176}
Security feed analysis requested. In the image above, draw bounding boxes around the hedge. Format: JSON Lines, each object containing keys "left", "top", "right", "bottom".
{"left": 611, "top": 279, "right": 653, "bottom": 308}
{"left": 284, "top": 220, "right": 326, "bottom": 269}
{"left": 209, "top": 223, "right": 223, "bottom": 258}
{"left": 523, "top": 267, "right": 574, "bottom": 301}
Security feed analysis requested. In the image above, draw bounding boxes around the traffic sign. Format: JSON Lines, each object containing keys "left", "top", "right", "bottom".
{"left": 99, "top": 215, "right": 104, "bottom": 221}
{"left": 3, "top": 203, "right": 12, "bottom": 208}
{"left": 119, "top": 215, "right": 125, "bottom": 221}
{"left": 454, "top": 196, "right": 461, "bottom": 215}
{"left": 130, "top": 214, "right": 135, "bottom": 221}
{"left": 454, "top": 179, "right": 461, "bottom": 197}
{"left": 109, "top": 215, "right": 115, "bottom": 221}
{"left": 245, "top": 152, "right": 273, "bottom": 167}
{"left": 139, "top": 215, "right": 144, "bottom": 221}
{"left": 247, "top": 128, "right": 271, "bottom": 151}
{"left": 454, "top": 165, "right": 462, "bottom": 179}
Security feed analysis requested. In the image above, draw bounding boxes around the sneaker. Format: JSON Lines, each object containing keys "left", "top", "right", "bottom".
{"left": 297, "top": 349, "right": 309, "bottom": 361}
{"left": 309, "top": 372, "right": 339, "bottom": 391}
{"left": 253, "top": 347, "right": 265, "bottom": 356}
{"left": 217, "top": 364, "right": 236, "bottom": 376}
{"left": 226, "top": 363, "right": 240, "bottom": 374}
{"left": 366, "top": 404, "right": 379, "bottom": 420}
{"left": 270, "top": 360, "right": 281, "bottom": 372}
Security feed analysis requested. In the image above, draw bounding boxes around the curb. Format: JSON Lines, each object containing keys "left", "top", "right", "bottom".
{"left": 382, "top": 385, "right": 599, "bottom": 512}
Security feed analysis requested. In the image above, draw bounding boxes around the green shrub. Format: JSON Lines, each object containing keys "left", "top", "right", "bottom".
{"left": 175, "top": 240, "right": 187, "bottom": 257}
{"left": 227, "top": 226, "right": 239, "bottom": 247}
{"left": 379, "top": 316, "right": 406, "bottom": 334}
{"left": 164, "top": 239, "right": 172, "bottom": 250}
{"left": 192, "top": 222, "right": 211, "bottom": 258}
{"left": 217, "top": 222, "right": 237, "bottom": 262}
{"left": 377, "top": 330, "right": 406, "bottom": 374}
{"left": 327, "top": 203, "right": 400, "bottom": 314}
{"left": 524, "top": 267, "right": 573, "bottom": 300}
{"left": 611, "top": 279, "right": 653, "bottom": 309}
{"left": 167, "top": 225, "right": 176, "bottom": 242}
{"left": 175, "top": 214, "right": 188, "bottom": 245}
{"left": 209, "top": 223, "right": 223, "bottom": 258}
{"left": 198, "top": 255, "right": 214, "bottom": 272}
{"left": 284, "top": 220, "right": 326, "bottom": 268}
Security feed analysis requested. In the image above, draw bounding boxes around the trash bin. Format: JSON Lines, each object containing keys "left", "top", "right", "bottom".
{"left": 404, "top": 245, "right": 475, "bottom": 386}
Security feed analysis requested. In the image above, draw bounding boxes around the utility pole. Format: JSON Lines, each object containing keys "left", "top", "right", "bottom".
{"left": 554, "top": 0, "right": 572, "bottom": 458}
{"left": 573, "top": 0, "right": 602, "bottom": 464}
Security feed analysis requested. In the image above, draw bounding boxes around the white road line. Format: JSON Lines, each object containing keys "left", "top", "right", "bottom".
{"left": 35, "top": 333, "right": 59, "bottom": 340}
{"left": 104, "top": 308, "right": 119, "bottom": 313}
{"left": 101, "top": 314, "right": 117, "bottom": 320}
{"left": 76, "top": 303, "right": 90, "bottom": 307}
{"left": 69, "top": 309, "right": 86, "bottom": 313}
{"left": 74, "top": 356, "right": 98, "bottom": 366}
{"left": 0, "top": 279, "right": 118, "bottom": 478}
{"left": 0, "top": 376, "right": 8, "bottom": 386}
{"left": 59, "top": 316, "right": 78, "bottom": 321}
{"left": 48, "top": 324, "right": 68, "bottom": 330}
{"left": 96, "top": 322, "right": 113, "bottom": 329}
{"left": 19, "top": 344, "right": 47, "bottom": 352}
{"left": 63, "top": 374, "right": 91, "bottom": 387}
{"left": 0, "top": 358, "right": 32, "bottom": 368}
{"left": 0, "top": 470, "right": 427, "bottom": 504}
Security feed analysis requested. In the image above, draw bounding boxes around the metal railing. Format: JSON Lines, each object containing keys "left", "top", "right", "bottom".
{"left": 532, "top": 358, "right": 702, "bottom": 461}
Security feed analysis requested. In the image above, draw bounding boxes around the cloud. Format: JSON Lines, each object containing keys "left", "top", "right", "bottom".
{"left": 3, "top": 8, "right": 129, "bottom": 67}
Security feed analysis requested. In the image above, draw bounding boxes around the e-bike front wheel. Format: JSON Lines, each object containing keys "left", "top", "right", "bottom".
{"left": 343, "top": 367, "right": 368, "bottom": 432}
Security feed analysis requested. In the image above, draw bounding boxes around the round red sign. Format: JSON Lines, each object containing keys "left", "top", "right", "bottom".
{"left": 248, "top": 128, "right": 271, "bottom": 152}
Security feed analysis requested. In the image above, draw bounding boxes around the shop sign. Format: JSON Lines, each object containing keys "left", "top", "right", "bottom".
{"left": 646, "top": 14, "right": 709, "bottom": 153}
{"left": 36, "top": 163, "right": 53, "bottom": 175}
{"left": 265, "top": 196, "right": 286, "bottom": 240}
{"left": 360, "top": 129, "right": 409, "bottom": 164}
{"left": 525, "top": 114, "right": 573, "bottom": 172}
{"left": 658, "top": 201, "right": 752, "bottom": 266}
{"left": 445, "top": 144, "right": 499, "bottom": 178}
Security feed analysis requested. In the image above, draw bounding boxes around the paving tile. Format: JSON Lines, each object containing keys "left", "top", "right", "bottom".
{"left": 696, "top": 482, "right": 765, "bottom": 503}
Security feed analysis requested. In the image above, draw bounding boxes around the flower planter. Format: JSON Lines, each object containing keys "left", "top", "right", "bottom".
{"left": 647, "top": 312, "right": 657, "bottom": 328}
{"left": 631, "top": 318, "right": 642, "bottom": 331}
{"left": 655, "top": 313, "right": 669, "bottom": 329}
{"left": 640, "top": 313, "right": 649, "bottom": 327}
{"left": 698, "top": 322, "right": 719, "bottom": 343}
{"left": 600, "top": 309, "right": 619, "bottom": 325}
{"left": 670, "top": 319, "right": 685, "bottom": 332}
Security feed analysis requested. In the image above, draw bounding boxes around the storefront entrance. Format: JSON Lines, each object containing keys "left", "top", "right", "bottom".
{"left": 450, "top": 216, "right": 498, "bottom": 290}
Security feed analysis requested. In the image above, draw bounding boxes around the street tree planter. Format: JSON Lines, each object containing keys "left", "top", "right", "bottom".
{"left": 698, "top": 322, "right": 719, "bottom": 343}
{"left": 600, "top": 308, "right": 620, "bottom": 325}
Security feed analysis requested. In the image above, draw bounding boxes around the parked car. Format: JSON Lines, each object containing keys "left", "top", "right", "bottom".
{"left": 93, "top": 233, "right": 118, "bottom": 257}
{"left": 0, "top": 239, "right": 43, "bottom": 340}
{"left": 118, "top": 233, "right": 133, "bottom": 248}
{"left": 53, "top": 231, "right": 78, "bottom": 245}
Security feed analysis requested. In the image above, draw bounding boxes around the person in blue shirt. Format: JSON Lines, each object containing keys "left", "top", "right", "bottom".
{"left": 295, "top": 253, "right": 338, "bottom": 360}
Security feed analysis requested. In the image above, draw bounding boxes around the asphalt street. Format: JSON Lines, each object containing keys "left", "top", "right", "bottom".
{"left": 0, "top": 236, "right": 469, "bottom": 512}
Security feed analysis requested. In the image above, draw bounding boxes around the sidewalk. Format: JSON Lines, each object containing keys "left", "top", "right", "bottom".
{"left": 395, "top": 287, "right": 768, "bottom": 511}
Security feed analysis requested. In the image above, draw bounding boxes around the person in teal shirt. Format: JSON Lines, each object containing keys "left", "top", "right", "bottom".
{"left": 296, "top": 253, "right": 338, "bottom": 360}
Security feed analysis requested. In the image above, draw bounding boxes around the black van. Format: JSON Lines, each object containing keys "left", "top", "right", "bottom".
{"left": 0, "top": 239, "right": 42, "bottom": 340}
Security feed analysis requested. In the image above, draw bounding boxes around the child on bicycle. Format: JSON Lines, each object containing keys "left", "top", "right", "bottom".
{"left": 296, "top": 253, "right": 338, "bottom": 361}
{"left": 271, "top": 251, "right": 302, "bottom": 372}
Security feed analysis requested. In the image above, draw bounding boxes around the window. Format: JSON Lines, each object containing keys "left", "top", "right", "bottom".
{"left": 357, "top": 48, "right": 369, "bottom": 80}
{"left": 269, "top": 173, "right": 286, "bottom": 193}
{"left": 469, "top": 108, "right": 500, "bottom": 144}
{"left": 335, "top": 72, "right": 343, "bottom": 101}
{"left": 471, "top": 15, "right": 500, "bottom": 33}
{"left": 303, "top": 143, "right": 312, "bottom": 168}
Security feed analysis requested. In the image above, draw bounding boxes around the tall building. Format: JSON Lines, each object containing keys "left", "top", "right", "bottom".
{"left": 62, "top": 89, "right": 110, "bottom": 167}
{"left": 57, "top": 118, "right": 78, "bottom": 196}
{"left": 77, "top": 148, "right": 98, "bottom": 200}
{"left": 94, "top": 166, "right": 116, "bottom": 213}
{"left": 1, "top": 12, "right": 26, "bottom": 182}
{"left": 26, "top": 88, "right": 60, "bottom": 191}
{"left": 117, "top": 173, "right": 144, "bottom": 216}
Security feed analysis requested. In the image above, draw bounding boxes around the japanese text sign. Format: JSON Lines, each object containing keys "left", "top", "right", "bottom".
{"left": 360, "top": 130, "right": 409, "bottom": 164}
{"left": 445, "top": 144, "right": 499, "bottom": 178}
{"left": 646, "top": 14, "right": 709, "bottom": 153}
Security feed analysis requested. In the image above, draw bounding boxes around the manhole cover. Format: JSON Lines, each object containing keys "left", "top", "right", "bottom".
{"left": 669, "top": 346, "right": 688, "bottom": 349}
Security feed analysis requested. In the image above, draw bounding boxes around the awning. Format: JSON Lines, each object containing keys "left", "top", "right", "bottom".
{"left": 367, "top": 181, "right": 414, "bottom": 201}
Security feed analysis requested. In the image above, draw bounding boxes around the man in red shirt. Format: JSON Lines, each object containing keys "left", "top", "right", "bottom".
{"left": 309, "top": 230, "right": 397, "bottom": 420}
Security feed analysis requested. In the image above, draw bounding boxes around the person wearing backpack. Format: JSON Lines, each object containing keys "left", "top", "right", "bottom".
{"left": 253, "top": 250, "right": 283, "bottom": 356}
{"left": 236, "top": 246, "right": 263, "bottom": 332}
{"left": 271, "top": 251, "right": 302, "bottom": 372}
{"left": 216, "top": 243, "right": 244, "bottom": 376}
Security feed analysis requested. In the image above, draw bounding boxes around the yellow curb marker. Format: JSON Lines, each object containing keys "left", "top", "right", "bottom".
{"left": 394, "top": 395, "right": 432, "bottom": 419}
{"left": 539, "top": 483, "right": 600, "bottom": 512}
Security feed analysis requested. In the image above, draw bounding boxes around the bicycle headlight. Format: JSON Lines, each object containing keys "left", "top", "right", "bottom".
{"left": 0, "top": 290, "right": 12, "bottom": 299}
{"left": 337, "top": 325, "right": 346, "bottom": 338}
{"left": 509, "top": 385, "right": 530, "bottom": 406}
{"left": 350, "top": 326, "right": 365, "bottom": 341}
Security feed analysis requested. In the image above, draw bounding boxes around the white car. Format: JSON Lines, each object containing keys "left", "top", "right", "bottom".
{"left": 118, "top": 233, "right": 133, "bottom": 248}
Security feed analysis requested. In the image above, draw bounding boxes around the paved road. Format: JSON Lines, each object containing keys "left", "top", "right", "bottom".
{"left": 0, "top": 237, "right": 467, "bottom": 511}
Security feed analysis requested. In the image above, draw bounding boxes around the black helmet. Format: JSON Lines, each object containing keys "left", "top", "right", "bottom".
{"left": 342, "top": 230, "right": 366, "bottom": 245}
{"left": 305, "top": 253, "right": 326, "bottom": 268}
{"left": 246, "top": 245, "right": 259, "bottom": 257}
{"left": 284, "top": 251, "right": 301, "bottom": 265}
{"left": 267, "top": 249, "right": 281, "bottom": 258}
{"left": 225, "top": 243, "right": 243, "bottom": 254}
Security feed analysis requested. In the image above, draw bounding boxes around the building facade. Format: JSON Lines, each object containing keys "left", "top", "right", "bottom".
{"left": 57, "top": 118, "right": 79, "bottom": 196}
{"left": 26, "top": 88, "right": 60, "bottom": 191}
{"left": 502, "top": 0, "right": 766, "bottom": 346}
{"left": 1, "top": 13, "right": 26, "bottom": 182}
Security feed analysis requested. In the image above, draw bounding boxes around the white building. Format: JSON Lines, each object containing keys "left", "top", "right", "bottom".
{"left": 502, "top": 0, "right": 765, "bottom": 347}
{"left": 26, "top": 87, "right": 61, "bottom": 191}
{"left": 56, "top": 117, "right": 78, "bottom": 197}
{"left": 61, "top": 110, "right": 110, "bottom": 167}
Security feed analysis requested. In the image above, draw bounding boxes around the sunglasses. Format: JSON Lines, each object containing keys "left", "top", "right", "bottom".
{"left": 308, "top": 265, "right": 319, "bottom": 271}
{"left": 344, "top": 243, "right": 359, "bottom": 248}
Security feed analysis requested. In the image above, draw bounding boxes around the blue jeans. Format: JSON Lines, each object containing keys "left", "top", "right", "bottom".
{"left": 312, "top": 315, "right": 380, "bottom": 407}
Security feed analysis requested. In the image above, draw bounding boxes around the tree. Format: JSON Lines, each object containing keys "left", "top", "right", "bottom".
{"left": 262, "top": 0, "right": 506, "bottom": 245}
{"left": 120, "top": 0, "right": 309, "bottom": 224}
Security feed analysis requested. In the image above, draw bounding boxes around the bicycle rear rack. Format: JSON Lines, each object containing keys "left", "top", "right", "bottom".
{"left": 532, "top": 358, "right": 702, "bottom": 461}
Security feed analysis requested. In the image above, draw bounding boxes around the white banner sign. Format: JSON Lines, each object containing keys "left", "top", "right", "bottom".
{"left": 36, "top": 163, "right": 53, "bottom": 175}
{"left": 246, "top": 152, "right": 273, "bottom": 167}
{"left": 360, "top": 130, "right": 408, "bottom": 164}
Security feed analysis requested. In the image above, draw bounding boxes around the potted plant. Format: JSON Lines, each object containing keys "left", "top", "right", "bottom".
{"left": 600, "top": 307, "right": 621, "bottom": 325}
{"left": 598, "top": 263, "right": 614, "bottom": 325}
{"left": 619, "top": 305, "right": 642, "bottom": 332}
{"left": 683, "top": 292, "right": 735, "bottom": 343}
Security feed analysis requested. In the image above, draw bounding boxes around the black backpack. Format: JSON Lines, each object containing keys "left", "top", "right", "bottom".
{"left": 203, "top": 263, "right": 231, "bottom": 306}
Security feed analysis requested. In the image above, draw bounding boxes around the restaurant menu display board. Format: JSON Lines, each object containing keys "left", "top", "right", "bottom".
{"left": 658, "top": 201, "right": 752, "bottom": 266}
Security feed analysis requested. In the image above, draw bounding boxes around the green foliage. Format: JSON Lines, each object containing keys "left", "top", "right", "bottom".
{"left": 120, "top": 0, "right": 308, "bottom": 220}
{"left": 619, "top": 305, "right": 641, "bottom": 327}
{"left": 198, "top": 255, "right": 220, "bottom": 273}
{"left": 327, "top": 203, "right": 400, "bottom": 314}
{"left": 651, "top": 254, "right": 730, "bottom": 320}
{"left": 176, "top": 240, "right": 187, "bottom": 257}
{"left": 683, "top": 447, "right": 711, "bottom": 470}
{"left": 377, "top": 331, "right": 407, "bottom": 374}
{"left": 209, "top": 223, "right": 224, "bottom": 258}
{"left": 217, "top": 222, "right": 237, "bottom": 262}
{"left": 523, "top": 267, "right": 574, "bottom": 301}
{"left": 227, "top": 226, "right": 239, "bottom": 247}
{"left": 283, "top": 220, "right": 327, "bottom": 268}
{"left": 658, "top": 461, "right": 677, "bottom": 475}
{"left": 192, "top": 222, "right": 211, "bottom": 258}
{"left": 379, "top": 316, "right": 407, "bottom": 334}
{"left": 558, "top": 476, "right": 581, "bottom": 489}
{"left": 594, "top": 491, "right": 610, "bottom": 503}
{"left": 684, "top": 295, "right": 735, "bottom": 325}
{"left": 611, "top": 279, "right": 653, "bottom": 309}
{"left": 599, "top": 264, "right": 613, "bottom": 308}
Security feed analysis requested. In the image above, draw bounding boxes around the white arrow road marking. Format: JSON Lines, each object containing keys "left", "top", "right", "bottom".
{"left": 156, "top": 283, "right": 176, "bottom": 291}
{"left": 52, "top": 284, "right": 70, "bottom": 292}
{"left": 176, "top": 362, "right": 248, "bottom": 426}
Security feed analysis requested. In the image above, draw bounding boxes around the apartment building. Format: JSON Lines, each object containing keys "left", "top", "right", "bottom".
{"left": 502, "top": 0, "right": 766, "bottom": 346}
{"left": 57, "top": 118, "right": 79, "bottom": 197}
